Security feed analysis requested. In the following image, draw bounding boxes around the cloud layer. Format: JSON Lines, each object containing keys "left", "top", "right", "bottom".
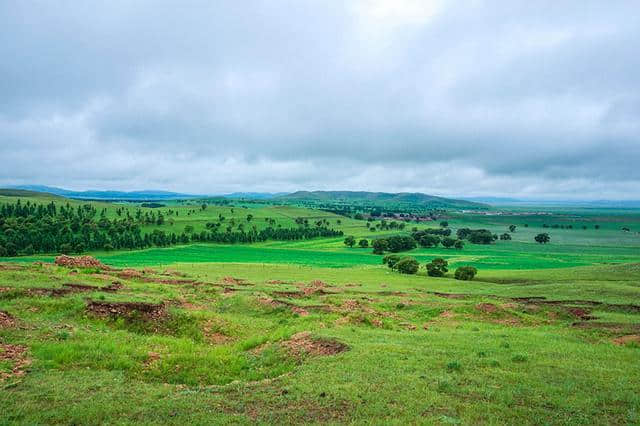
{"left": 1, "top": 0, "right": 639, "bottom": 199}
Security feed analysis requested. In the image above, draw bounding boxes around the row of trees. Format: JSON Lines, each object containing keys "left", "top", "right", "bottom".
{"left": 382, "top": 255, "right": 478, "bottom": 280}
{"left": 0, "top": 200, "right": 343, "bottom": 257}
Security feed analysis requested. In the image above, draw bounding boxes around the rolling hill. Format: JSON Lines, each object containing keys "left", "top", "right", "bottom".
{"left": 277, "top": 191, "right": 487, "bottom": 209}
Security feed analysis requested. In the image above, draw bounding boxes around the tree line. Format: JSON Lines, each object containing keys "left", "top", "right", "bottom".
{"left": 0, "top": 200, "right": 343, "bottom": 257}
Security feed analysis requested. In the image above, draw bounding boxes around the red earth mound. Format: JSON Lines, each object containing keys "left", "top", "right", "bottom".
{"left": 86, "top": 300, "right": 166, "bottom": 321}
{"left": 54, "top": 255, "right": 108, "bottom": 270}
{"left": 281, "top": 331, "right": 348, "bottom": 357}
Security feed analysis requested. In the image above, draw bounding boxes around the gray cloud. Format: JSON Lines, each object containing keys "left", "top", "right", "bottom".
{"left": 1, "top": 0, "right": 639, "bottom": 199}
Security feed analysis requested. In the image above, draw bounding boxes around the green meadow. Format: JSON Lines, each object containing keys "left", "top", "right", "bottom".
{"left": 1, "top": 194, "right": 640, "bottom": 424}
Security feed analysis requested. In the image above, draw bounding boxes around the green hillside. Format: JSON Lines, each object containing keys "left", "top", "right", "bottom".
{"left": 278, "top": 191, "right": 487, "bottom": 209}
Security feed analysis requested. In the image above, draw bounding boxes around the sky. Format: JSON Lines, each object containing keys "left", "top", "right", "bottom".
{"left": 1, "top": 0, "right": 639, "bottom": 200}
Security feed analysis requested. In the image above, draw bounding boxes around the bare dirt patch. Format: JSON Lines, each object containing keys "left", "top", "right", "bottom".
{"left": 117, "top": 269, "right": 144, "bottom": 279}
{"left": 203, "top": 320, "right": 233, "bottom": 345}
{"left": 612, "top": 335, "right": 640, "bottom": 346}
{"left": 54, "top": 255, "right": 109, "bottom": 270}
{"left": 476, "top": 303, "right": 499, "bottom": 313}
{"left": 0, "top": 311, "right": 16, "bottom": 328}
{"left": 281, "top": 331, "right": 348, "bottom": 358}
{"left": 0, "top": 344, "right": 30, "bottom": 382}
{"left": 143, "top": 351, "right": 162, "bottom": 369}
{"left": 221, "top": 276, "right": 248, "bottom": 285}
{"left": 439, "top": 310, "right": 455, "bottom": 319}
{"left": 291, "top": 306, "right": 310, "bottom": 316}
{"left": 0, "top": 264, "right": 24, "bottom": 271}
{"left": 86, "top": 300, "right": 166, "bottom": 321}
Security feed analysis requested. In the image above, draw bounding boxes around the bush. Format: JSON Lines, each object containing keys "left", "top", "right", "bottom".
{"left": 358, "top": 239, "right": 369, "bottom": 248}
{"left": 425, "top": 258, "right": 448, "bottom": 277}
{"left": 395, "top": 257, "right": 419, "bottom": 274}
{"left": 499, "top": 233, "right": 511, "bottom": 240}
{"left": 454, "top": 240, "right": 464, "bottom": 250}
{"left": 454, "top": 266, "right": 477, "bottom": 280}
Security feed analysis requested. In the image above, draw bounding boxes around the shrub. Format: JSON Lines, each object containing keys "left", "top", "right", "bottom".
{"left": 454, "top": 266, "right": 477, "bottom": 281}
{"left": 426, "top": 258, "right": 448, "bottom": 277}
{"left": 499, "top": 233, "right": 511, "bottom": 240}
{"left": 358, "top": 239, "right": 369, "bottom": 248}
{"left": 395, "top": 257, "right": 419, "bottom": 274}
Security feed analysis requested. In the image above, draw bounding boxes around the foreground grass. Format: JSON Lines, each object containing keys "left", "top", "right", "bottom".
{"left": 1, "top": 261, "right": 639, "bottom": 424}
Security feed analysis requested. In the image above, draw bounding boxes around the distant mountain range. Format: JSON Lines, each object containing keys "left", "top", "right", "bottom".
{"left": 5, "top": 185, "right": 286, "bottom": 201}
{"left": 7, "top": 185, "right": 201, "bottom": 201}
{"left": 277, "top": 191, "right": 487, "bottom": 209}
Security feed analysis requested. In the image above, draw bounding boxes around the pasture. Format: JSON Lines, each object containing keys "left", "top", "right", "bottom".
{"left": 1, "top": 194, "right": 640, "bottom": 424}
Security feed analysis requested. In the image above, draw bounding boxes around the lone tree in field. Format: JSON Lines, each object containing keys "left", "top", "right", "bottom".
{"left": 358, "top": 239, "right": 369, "bottom": 248}
{"left": 440, "top": 221, "right": 449, "bottom": 228}
{"left": 454, "top": 266, "right": 478, "bottom": 281}
{"left": 454, "top": 240, "right": 464, "bottom": 249}
{"left": 509, "top": 225, "right": 517, "bottom": 232}
{"left": 500, "top": 233, "right": 511, "bottom": 240}
{"left": 534, "top": 233, "right": 550, "bottom": 244}
{"left": 344, "top": 235, "right": 356, "bottom": 247}
{"left": 425, "top": 258, "right": 448, "bottom": 277}
{"left": 395, "top": 257, "right": 419, "bottom": 274}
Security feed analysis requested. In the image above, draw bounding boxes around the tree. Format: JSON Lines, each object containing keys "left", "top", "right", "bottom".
{"left": 534, "top": 233, "right": 550, "bottom": 244}
{"left": 595, "top": 225, "right": 600, "bottom": 229}
{"left": 246, "top": 214, "right": 253, "bottom": 222}
{"left": 372, "top": 239, "right": 388, "bottom": 254}
{"left": 395, "top": 257, "right": 419, "bottom": 274}
{"left": 383, "top": 254, "right": 402, "bottom": 269}
{"left": 425, "top": 258, "right": 448, "bottom": 277}
{"left": 386, "top": 235, "right": 417, "bottom": 253}
{"left": 441, "top": 237, "right": 456, "bottom": 248}
{"left": 499, "top": 233, "right": 511, "bottom": 240}
{"left": 418, "top": 234, "right": 440, "bottom": 248}
{"left": 454, "top": 240, "right": 464, "bottom": 250}
{"left": 440, "top": 221, "right": 449, "bottom": 228}
{"left": 358, "top": 239, "right": 369, "bottom": 248}
{"left": 201, "top": 203, "right": 207, "bottom": 211}
{"left": 509, "top": 225, "right": 517, "bottom": 232}
{"left": 454, "top": 266, "right": 477, "bottom": 281}
{"left": 344, "top": 235, "right": 356, "bottom": 247}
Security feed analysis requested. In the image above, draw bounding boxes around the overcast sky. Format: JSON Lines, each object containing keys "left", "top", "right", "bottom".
{"left": 1, "top": 1, "right": 639, "bottom": 199}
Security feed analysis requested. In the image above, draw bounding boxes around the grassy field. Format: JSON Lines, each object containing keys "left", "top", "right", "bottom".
{"left": 1, "top": 261, "right": 639, "bottom": 424}
{"left": 1, "top": 195, "right": 640, "bottom": 424}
